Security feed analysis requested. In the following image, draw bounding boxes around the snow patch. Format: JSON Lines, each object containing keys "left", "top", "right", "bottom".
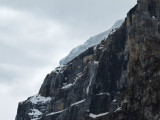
{"left": 28, "top": 109, "right": 42, "bottom": 118}
{"left": 31, "top": 118, "right": 41, "bottom": 120}
{"left": 62, "top": 83, "right": 73, "bottom": 89}
{"left": 93, "top": 46, "right": 97, "bottom": 51}
{"left": 46, "top": 99, "right": 85, "bottom": 116}
{"left": 122, "top": 99, "right": 128, "bottom": 104}
{"left": 153, "top": 70, "right": 160, "bottom": 77}
{"left": 70, "top": 99, "right": 85, "bottom": 106}
{"left": 28, "top": 94, "right": 51, "bottom": 104}
{"left": 89, "top": 112, "right": 109, "bottom": 118}
{"left": 77, "top": 72, "right": 84, "bottom": 77}
{"left": 94, "top": 61, "right": 99, "bottom": 65}
{"left": 152, "top": 16, "right": 156, "bottom": 19}
{"left": 46, "top": 109, "right": 66, "bottom": 116}
{"left": 61, "top": 71, "right": 84, "bottom": 89}
{"left": 96, "top": 93, "right": 110, "bottom": 96}
{"left": 53, "top": 65, "right": 67, "bottom": 75}
{"left": 86, "top": 72, "right": 94, "bottom": 94}
{"left": 98, "top": 46, "right": 103, "bottom": 49}
{"left": 86, "top": 62, "right": 97, "bottom": 95}
{"left": 114, "top": 107, "right": 121, "bottom": 112}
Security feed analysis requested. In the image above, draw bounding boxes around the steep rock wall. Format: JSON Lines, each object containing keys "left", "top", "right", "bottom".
{"left": 16, "top": 0, "right": 160, "bottom": 120}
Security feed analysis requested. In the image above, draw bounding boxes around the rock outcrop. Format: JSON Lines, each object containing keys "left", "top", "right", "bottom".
{"left": 16, "top": 0, "right": 160, "bottom": 120}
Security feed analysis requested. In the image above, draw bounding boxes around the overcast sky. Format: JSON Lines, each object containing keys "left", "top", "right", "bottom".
{"left": 0, "top": 0, "right": 136, "bottom": 120}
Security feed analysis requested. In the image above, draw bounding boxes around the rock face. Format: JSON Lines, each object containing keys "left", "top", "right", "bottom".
{"left": 16, "top": 0, "right": 160, "bottom": 120}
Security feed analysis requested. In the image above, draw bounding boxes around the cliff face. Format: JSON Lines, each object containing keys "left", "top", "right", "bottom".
{"left": 16, "top": 0, "right": 160, "bottom": 120}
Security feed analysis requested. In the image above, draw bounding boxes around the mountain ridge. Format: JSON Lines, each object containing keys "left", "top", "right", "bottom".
{"left": 59, "top": 20, "right": 124, "bottom": 65}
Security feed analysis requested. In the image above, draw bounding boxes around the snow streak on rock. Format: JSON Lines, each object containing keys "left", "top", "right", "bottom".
{"left": 89, "top": 112, "right": 109, "bottom": 118}
{"left": 86, "top": 61, "right": 97, "bottom": 95}
{"left": 28, "top": 109, "right": 42, "bottom": 120}
{"left": 62, "top": 83, "right": 73, "bottom": 89}
{"left": 96, "top": 93, "right": 110, "bottom": 96}
{"left": 70, "top": 99, "right": 85, "bottom": 106}
{"left": 47, "top": 109, "right": 66, "bottom": 116}
{"left": 28, "top": 94, "right": 51, "bottom": 104}
{"left": 61, "top": 71, "right": 84, "bottom": 89}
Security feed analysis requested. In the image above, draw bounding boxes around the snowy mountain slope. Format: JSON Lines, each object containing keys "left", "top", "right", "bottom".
{"left": 59, "top": 19, "right": 124, "bottom": 65}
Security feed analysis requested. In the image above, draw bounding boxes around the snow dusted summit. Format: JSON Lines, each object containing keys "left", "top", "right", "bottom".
{"left": 59, "top": 20, "right": 124, "bottom": 65}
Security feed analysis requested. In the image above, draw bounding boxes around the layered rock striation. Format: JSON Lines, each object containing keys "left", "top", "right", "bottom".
{"left": 16, "top": 0, "right": 160, "bottom": 120}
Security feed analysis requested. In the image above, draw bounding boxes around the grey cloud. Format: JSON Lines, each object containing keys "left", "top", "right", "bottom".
{"left": 0, "top": 0, "right": 137, "bottom": 36}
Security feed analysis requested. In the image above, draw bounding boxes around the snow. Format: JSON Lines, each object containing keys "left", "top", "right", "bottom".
{"left": 46, "top": 99, "right": 85, "bottom": 116}
{"left": 122, "top": 99, "right": 128, "bottom": 104}
{"left": 28, "top": 109, "right": 42, "bottom": 118}
{"left": 61, "top": 71, "right": 84, "bottom": 89}
{"left": 89, "top": 112, "right": 109, "bottom": 118}
{"left": 53, "top": 65, "right": 67, "bottom": 74}
{"left": 70, "top": 99, "right": 85, "bottom": 106}
{"left": 62, "top": 83, "right": 73, "bottom": 89}
{"left": 96, "top": 93, "right": 110, "bottom": 96}
{"left": 86, "top": 71, "right": 94, "bottom": 95}
{"left": 28, "top": 94, "right": 51, "bottom": 104}
{"left": 60, "top": 20, "right": 124, "bottom": 65}
{"left": 98, "top": 46, "right": 103, "bottom": 49}
{"left": 77, "top": 72, "right": 84, "bottom": 77}
{"left": 86, "top": 62, "right": 97, "bottom": 95}
{"left": 152, "top": 16, "right": 156, "bottom": 19}
{"left": 114, "top": 107, "right": 121, "bottom": 112}
{"left": 74, "top": 72, "right": 84, "bottom": 82}
{"left": 93, "top": 46, "right": 97, "bottom": 51}
{"left": 31, "top": 118, "right": 41, "bottom": 120}
{"left": 46, "top": 109, "right": 66, "bottom": 116}
{"left": 153, "top": 70, "right": 160, "bottom": 77}
{"left": 94, "top": 61, "right": 99, "bottom": 65}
